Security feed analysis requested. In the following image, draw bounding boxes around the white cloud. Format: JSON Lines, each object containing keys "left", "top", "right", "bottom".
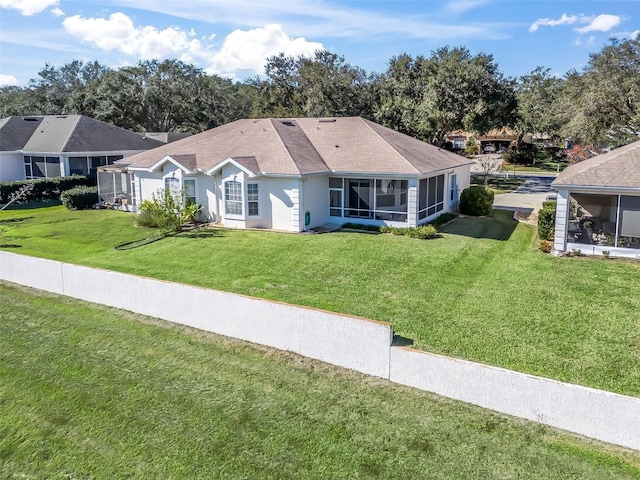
{"left": 574, "top": 14, "right": 621, "bottom": 34}
{"left": 205, "top": 24, "right": 323, "bottom": 77}
{"left": 529, "top": 13, "right": 577, "bottom": 33}
{"left": 62, "top": 12, "right": 210, "bottom": 60}
{"left": 61, "top": 12, "right": 324, "bottom": 78}
{"left": 0, "top": 74, "right": 19, "bottom": 86}
{"left": 0, "top": 0, "right": 59, "bottom": 16}
{"left": 51, "top": 5, "right": 64, "bottom": 16}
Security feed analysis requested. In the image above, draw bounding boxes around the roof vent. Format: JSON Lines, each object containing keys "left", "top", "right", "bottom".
{"left": 281, "top": 121, "right": 295, "bottom": 126}
{"left": 319, "top": 119, "right": 337, "bottom": 123}
{"left": 23, "top": 117, "right": 38, "bottom": 122}
{"left": 56, "top": 115, "right": 67, "bottom": 118}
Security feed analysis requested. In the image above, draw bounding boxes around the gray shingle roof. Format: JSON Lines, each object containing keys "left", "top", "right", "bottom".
{"left": 552, "top": 140, "right": 640, "bottom": 190}
{"left": 0, "top": 115, "right": 164, "bottom": 153}
{"left": 126, "top": 117, "right": 472, "bottom": 176}
{"left": 0, "top": 116, "right": 43, "bottom": 151}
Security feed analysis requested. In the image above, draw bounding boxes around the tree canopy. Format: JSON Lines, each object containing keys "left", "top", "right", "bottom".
{"left": 1, "top": 38, "right": 638, "bottom": 148}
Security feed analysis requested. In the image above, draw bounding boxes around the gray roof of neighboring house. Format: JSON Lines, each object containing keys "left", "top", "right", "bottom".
{"left": 125, "top": 117, "right": 473, "bottom": 176}
{"left": 0, "top": 115, "right": 164, "bottom": 153}
{"left": 552, "top": 140, "right": 640, "bottom": 190}
{"left": 0, "top": 116, "right": 43, "bottom": 151}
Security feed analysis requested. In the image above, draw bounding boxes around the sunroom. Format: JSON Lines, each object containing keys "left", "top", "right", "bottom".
{"left": 551, "top": 140, "right": 640, "bottom": 258}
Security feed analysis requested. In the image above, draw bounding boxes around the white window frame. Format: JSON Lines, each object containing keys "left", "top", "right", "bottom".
{"left": 224, "top": 180, "right": 243, "bottom": 217}
{"left": 183, "top": 178, "right": 197, "bottom": 206}
{"left": 247, "top": 182, "right": 259, "bottom": 217}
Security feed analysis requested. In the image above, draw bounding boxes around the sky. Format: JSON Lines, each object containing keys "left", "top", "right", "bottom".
{"left": 0, "top": 0, "right": 638, "bottom": 87}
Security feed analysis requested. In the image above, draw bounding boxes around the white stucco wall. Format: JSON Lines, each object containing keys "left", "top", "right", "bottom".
{"left": 1, "top": 250, "right": 638, "bottom": 450}
{"left": 136, "top": 171, "right": 164, "bottom": 205}
{"left": 0, "top": 252, "right": 391, "bottom": 378}
{"left": 389, "top": 347, "right": 640, "bottom": 450}
{"left": 0, "top": 153, "right": 26, "bottom": 182}
{"left": 301, "top": 175, "right": 329, "bottom": 230}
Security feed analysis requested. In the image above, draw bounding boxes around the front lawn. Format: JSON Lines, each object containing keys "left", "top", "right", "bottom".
{"left": 470, "top": 174, "right": 525, "bottom": 193}
{"left": 1, "top": 205, "right": 640, "bottom": 397}
{"left": 1, "top": 282, "right": 638, "bottom": 478}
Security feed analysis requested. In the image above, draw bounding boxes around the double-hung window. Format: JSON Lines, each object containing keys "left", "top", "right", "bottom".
{"left": 183, "top": 179, "right": 196, "bottom": 205}
{"left": 247, "top": 183, "right": 259, "bottom": 216}
{"left": 225, "top": 181, "right": 243, "bottom": 215}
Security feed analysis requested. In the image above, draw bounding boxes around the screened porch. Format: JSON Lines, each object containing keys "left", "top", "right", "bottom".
{"left": 567, "top": 193, "right": 640, "bottom": 250}
{"left": 97, "top": 165, "right": 134, "bottom": 210}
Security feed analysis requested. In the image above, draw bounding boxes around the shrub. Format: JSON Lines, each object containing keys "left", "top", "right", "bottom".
{"left": 60, "top": 186, "right": 98, "bottom": 210}
{"left": 0, "top": 175, "right": 94, "bottom": 204}
{"left": 502, "top": 143, "right": 539, "bottom": 165}
{"left": 537, "top": 207, "right": 556, "bottom": 241}
{"left": 381, "top": 225, "right": 439, "bottom": 240}
{"left": 136, "top": 189, "right": 182, "bottom": 234}
{"left": 539, "top": 240, "right": 553, "bottom": 253}
{"left": 459, "top": 186, "right": 494, "bottom": 216}
{"left": 542, "top": 201, "right": 557, "bottom": 210}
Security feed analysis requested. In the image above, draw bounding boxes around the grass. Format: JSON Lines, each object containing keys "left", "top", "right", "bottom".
{"left": 470, "top": 175, "right": 525, "bottom": 193}
{"left": 502, "top": 159, "right": 567, "bottom": 174}
{"left": 1, "top": 281, "right": 639, "bottom": 478}
{"left": 1, "top": 205, "right": 640, "bottom": 397}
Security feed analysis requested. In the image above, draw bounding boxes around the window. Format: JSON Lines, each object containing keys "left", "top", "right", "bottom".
{"left": 24, "top": 156, "right": 60, "bottom": 178}
{"left": 69, "top": 156, "right": 88, "bottom": 175}
{"left": 329, "top": 178, "right": 343, "bottom": 217}
{"left": 165, "top": 177, "right": 180, "bottom": 198}
{"left": 247, "top": 183, "right": 259, "bottom": 216}
{"left": 225, "top": 181, "right": 242, "bottom": 215}
{"left": 183, "top": 179, "right": 196, "bottom": 205}
{"left": 419, "top": 174, "right": 445, "bottom": 220}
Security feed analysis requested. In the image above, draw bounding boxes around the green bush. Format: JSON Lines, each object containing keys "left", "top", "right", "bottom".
{"left": 380, "top": 225, "right": 439, "bottom": 240}
{"left": 60, "top": 186, "right": 98, "bottom": 210}
{"left": 459, "top": 186, "right": 494, "bottom": 216}
{"left": 136, "top": 189, "right": 182, "bottom": 234}
{"left": 542, "top": 201, "right": 557, "bottom": 210}
{"left": 537, "top": 207, "right": 556, "bottom": 241}
{"left": 0, "top": 175, "right": 94, "bottom": 203}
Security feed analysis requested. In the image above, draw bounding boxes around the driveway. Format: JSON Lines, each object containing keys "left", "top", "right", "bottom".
{"left": 492, "top": 175, "right": 556, "bottom": 215}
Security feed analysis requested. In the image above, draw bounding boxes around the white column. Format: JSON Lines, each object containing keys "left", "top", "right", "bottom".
{"left": 553, "top": 188, "right": 570, "bottom": 253}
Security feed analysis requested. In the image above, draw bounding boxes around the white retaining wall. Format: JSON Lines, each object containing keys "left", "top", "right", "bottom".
{"left": 0, "top": 251, "right": 392, "bottom": 378}
{"left": 1, "top": 250, "right": 639, "bottom": 450}
{"left": 390, "top": 348, "right": 640, "bottom": 451}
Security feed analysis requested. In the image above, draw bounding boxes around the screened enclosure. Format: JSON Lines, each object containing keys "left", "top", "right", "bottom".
{"left": 568, "top": 193, "right": 640, "bottom": 249}
{"left": 97, "top": 165, "right": 134, "bottom": 209}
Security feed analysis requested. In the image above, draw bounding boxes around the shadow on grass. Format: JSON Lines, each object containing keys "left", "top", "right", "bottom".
{"left": 0, "top": 244, "right": 22, "bottom": 248}
{"left": 392, "top": 334, "right": 414, "bottom": 347}
{"left": 440, "top": 210, "right": 518, "bottom": 241}
{"left": 0, "top": 216, "right": 33, "bottom": 224}
{"left": 177, "top": 228, "right": 226, "bottom": 239}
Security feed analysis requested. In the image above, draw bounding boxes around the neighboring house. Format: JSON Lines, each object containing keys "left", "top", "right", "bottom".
{"left": 445, "top": 128, "right": 533, "bottom": 154}
{"left": 551, "top": 140, "right": 640, "bottom": 258}
{"left": 0, "top": 115, "right": 164, "bottom": 182}
{"left": 123, "top": 117, "right": 473, "bottom": 232}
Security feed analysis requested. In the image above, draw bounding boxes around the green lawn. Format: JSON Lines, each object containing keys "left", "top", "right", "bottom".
{"left": 1, "top": 282, "right": 638, "bottom": 478}
{"left": 470, "top": 175, "right": 525, "bottom": 193}
{"left": 2, "top": 205, "right": 640, "bottom": 397}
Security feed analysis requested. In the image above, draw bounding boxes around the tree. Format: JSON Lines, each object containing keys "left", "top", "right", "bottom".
{"left": 513, "top": 67, "right": 562, "bottom": 146}
{"left": 251, "top": 50, "right": 376, "bottom": 118}
{"left": 557, "top": 38, "right": 640, "bottom": 145}
{"left": 375, "top": 47, "right": 515, "bottom": 145}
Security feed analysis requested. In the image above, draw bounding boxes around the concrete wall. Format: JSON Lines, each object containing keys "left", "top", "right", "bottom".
{"left": 1, "top": 250, "right": 638, "bottom": 451}
{"left": 0, "top": 251, "right": 391, "bottom": 378}
{"left": 389, "top": 347, "right": 640, "bottom": 450}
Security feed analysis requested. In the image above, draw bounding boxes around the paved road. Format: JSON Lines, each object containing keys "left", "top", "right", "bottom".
{"left": 492, "top": 175, "right": 556, "bottom": 215}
